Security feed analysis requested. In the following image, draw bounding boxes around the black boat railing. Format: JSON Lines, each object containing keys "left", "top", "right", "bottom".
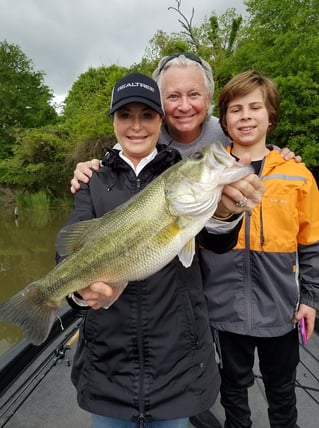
{"left": 0, "top": 307, "right": 81, "bottom": 396}
{"left": 0, "top": 308, "right": 82, "bottom": 427}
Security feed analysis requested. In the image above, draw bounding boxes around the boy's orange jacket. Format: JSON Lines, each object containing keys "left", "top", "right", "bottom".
{"left": 202, "top": 149, "right": 319, "bottom": 337}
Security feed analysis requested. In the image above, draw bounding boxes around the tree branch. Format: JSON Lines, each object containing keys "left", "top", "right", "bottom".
{"left": 168, "top": 0, "right": 199, "bottom": 48}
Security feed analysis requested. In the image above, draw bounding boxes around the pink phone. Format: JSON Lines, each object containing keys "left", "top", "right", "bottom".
{"left": 299, "top": 317, "right": 307, "bottom": 346}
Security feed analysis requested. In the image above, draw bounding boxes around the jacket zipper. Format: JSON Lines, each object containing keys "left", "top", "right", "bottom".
{"left": 137, "top": 414, "right": 145, "bottom": 427}
{"left": 137, "top": 282, "right": 146, "bottom": 425}
{"left": 244, "top": 212, "right": 253, "bottom": 334}
{"left": 258, "top": 157, "right": 267, "bottom": 252}
{"left": 244, "top": 156, "right": 266, "bottom": 334}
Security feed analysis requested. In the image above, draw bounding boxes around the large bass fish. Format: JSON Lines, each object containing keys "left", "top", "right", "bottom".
{"left": 0, "top": 143, "right": 253, "bottom": 345}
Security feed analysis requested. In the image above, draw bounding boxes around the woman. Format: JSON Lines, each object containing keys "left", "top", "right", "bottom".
{"left": 60, "top": 72, "right": 264, "bottom": 428}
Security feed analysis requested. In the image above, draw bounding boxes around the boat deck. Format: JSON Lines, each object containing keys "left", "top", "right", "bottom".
{"left": 0, "top": 318, "right": 318, "bottom": 428}
{"left": 194, "top": 330, "right": 319, "bottom": 428}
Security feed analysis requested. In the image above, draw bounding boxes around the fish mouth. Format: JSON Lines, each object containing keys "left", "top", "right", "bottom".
{"left": 206, "top": 143, "right": 254, "bottom": 184}
{"left": 207, "top": 145, "right": 234, "bottom": 169}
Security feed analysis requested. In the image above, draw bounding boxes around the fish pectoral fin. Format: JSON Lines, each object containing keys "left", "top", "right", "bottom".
{"left": 175, "top": 215, "right": 192, "bottom": 229}
{"left": 178, "top": 238, "right": 195, "bottom": 268}
{"left": 56, "top": 218, "right": 101, "bottom": 257}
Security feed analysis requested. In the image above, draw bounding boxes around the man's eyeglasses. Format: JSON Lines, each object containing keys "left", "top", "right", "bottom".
{"left": 158, "top": 53, "right": 203, "bottom": 73}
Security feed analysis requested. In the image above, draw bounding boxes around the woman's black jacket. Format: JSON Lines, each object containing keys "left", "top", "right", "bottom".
{"left": 58, "top": 145, "right": 241, "bottom": 423}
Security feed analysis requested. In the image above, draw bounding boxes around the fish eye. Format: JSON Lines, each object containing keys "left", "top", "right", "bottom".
{"left": 191, "top": 151, "right": 204, "bottom": 160}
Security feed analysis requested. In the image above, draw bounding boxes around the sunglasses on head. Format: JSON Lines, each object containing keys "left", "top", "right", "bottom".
{"left": 158, "top": 53, "right": 203, "bottom": 73}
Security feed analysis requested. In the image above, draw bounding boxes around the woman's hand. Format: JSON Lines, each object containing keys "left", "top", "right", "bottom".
{"left": 75, "top": 281, "right": 127, "bottom": 310}
{"left": 217, "top": 174, "right": 265, "bottom": 217}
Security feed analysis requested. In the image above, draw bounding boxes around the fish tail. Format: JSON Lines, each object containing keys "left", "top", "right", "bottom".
{"left": 0, "top": 281, "right": 59, "bottom": 346}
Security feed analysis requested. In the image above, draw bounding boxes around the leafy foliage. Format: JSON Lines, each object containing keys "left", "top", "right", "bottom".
{"left": 61, "top": 64, "right": 130, "bottom": 167}
{"left": 63, "top": 65, "right": 127, "bottom": 140}
{"left": 0, "top": 40, "right": 57, "bottom": 159}
{"left": 0, "top": 127, "right": 68, "bottom": 195}
{"left": 221, "top": 0, "right": 319, "bottom": 165}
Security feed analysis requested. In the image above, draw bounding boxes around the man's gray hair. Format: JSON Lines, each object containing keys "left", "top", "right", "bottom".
{"left": 152, "top": 54, "right": 215, "bottom": 117}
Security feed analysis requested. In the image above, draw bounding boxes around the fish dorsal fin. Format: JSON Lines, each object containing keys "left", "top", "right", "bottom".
{"left": 55, "top": 218, "right": 101, "bottom": 257}
{"left": 178, "top": 238, "right": 195, "bottom": 268}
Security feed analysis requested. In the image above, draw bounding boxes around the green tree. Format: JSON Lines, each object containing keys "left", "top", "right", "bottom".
{"left": 62, "top": 64, "right": 128, "bottom": 142}
{"left": 0, "top": 40, "right": 57, "bottom": 159}
{"left": 0, "top": 127, "right": 68, "bottom": 195}
{"left": 220, "top": 0, "right": 319, "bottom": 165}
{"left": 61, "top": 64, "right": 131, "bottom": 168}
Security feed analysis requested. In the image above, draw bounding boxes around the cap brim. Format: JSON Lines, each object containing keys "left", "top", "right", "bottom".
{"left": 109, "top": 96, "right": 164, "bottom": 116}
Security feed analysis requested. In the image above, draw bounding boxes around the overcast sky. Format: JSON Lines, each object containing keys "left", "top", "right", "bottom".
{"left": 0, "top": 0, "right": 246, "bottom": 103}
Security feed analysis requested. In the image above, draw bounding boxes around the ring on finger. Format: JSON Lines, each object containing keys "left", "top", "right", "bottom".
{"left": 235, "top": 196, "right": 248, "bottom": 208}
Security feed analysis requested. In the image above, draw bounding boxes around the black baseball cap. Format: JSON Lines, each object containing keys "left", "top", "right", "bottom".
{"left": 109, "top": 72, "right": 164, "bottom": 116}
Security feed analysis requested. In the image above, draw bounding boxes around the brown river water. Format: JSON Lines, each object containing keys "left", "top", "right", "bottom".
{"left": 0, "top": 205, "right": 70, "bottom": 356}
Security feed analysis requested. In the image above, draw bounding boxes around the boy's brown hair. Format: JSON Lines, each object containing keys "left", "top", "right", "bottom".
{"left": 218, "top": 70, "right": 280, "bottom": 137}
